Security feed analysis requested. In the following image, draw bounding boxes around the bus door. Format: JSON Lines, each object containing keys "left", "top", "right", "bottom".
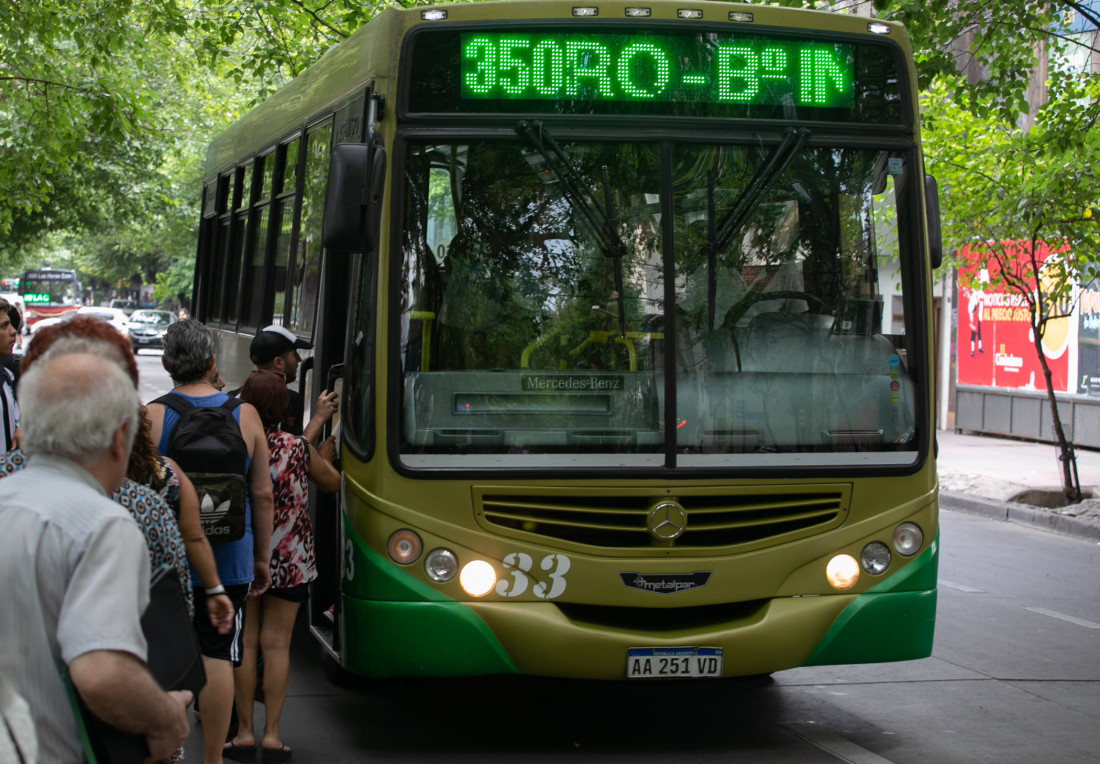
{"left": 304, "top": 246, "right": 355, "bottom": 654}
{"left": 307, "top": 89, "right": 381, "bottom": 656}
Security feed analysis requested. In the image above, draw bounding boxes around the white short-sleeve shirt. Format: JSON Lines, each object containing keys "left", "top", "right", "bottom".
{"left": 0, "top": 454, "right": 149, "bottom": 763}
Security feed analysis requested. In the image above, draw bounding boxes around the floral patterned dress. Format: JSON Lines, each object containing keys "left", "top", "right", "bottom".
{"left": 266, "top": 427, "right": 316, "bottom": 590}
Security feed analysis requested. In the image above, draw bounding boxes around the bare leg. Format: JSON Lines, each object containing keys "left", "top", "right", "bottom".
{"left": 199, "top": 656, "right": 235, "bottom": 764}
{"left": 259, "top": 596, "right": 300, "bottom": 752}
{"left": 230, "top": 598, "right": 262, "bottom": 748}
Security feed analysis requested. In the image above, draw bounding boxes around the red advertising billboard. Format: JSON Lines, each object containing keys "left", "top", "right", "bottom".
{"left": 956, "top": 241, "right": 1072, "bottom": 392}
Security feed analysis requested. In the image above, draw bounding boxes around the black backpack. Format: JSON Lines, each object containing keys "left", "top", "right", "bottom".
{"left": 155, "top": 394, "right": 249, "bottom": 542}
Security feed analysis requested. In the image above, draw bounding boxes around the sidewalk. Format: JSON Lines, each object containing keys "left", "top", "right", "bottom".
{"left": 936, "top": 429, "right": 1100, "bottom": 541}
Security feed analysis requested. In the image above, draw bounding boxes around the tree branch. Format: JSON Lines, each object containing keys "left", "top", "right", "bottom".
{"left": 285, "top": 0, "right": 349, "bottom": 41}
{"left": 0, "top": 75, "right": 81, "bottom": 91}
{"left": 1062, "top": 1, "right": 1100, "bottom": 31}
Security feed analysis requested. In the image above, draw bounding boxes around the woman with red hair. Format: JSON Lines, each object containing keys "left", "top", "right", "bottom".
{"left": 226, "top": 370, "right": 338, "bottom": 762}
{"left": 14, "top": 316, "right": 232, "bottom": 632}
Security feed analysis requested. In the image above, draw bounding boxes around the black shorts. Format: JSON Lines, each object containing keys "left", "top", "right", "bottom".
{"left": 267, "top": 582, "right": 310, "bottom": 603}
{"left": 192, "top": 583, "right": 251, "bottom": 665}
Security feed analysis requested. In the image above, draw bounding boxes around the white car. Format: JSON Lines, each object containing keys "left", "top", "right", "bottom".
{"left": 109, "top": 298, "right": 139, "bottom": 316}
{"left": 77, "top": 306, "right": 131, "bottom": 336}
{"left": 127, "top": 309, "right": 178, "bottom": 354}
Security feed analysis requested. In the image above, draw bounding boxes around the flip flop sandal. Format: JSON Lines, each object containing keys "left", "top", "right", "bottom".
{"left": 261, "top": 743, "right": 292, "bottom": 762}
{"left": 223, "top": 741, "right": 257, "bottom": 763}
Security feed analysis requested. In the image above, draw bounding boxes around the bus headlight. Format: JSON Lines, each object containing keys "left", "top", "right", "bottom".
{"left": 893, "top": 523, "right": 923, "bottom": 556}
{"left": 460, "top": 560, "right": 496, "bottom": 597}
{"left": 826, "top": 554, "right": 860, "bottom": 590}
{"left": 425, "top": 548, "right": 458, "bottom": 583}
{"left": 860, "top": 542, "right": 891, "bottom": 575}
{"left": 388, "top": 530, "right": 422, "bottom": 565}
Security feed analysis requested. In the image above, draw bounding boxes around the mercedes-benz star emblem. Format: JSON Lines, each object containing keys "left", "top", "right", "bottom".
{"left": 647, "top": 501, "right": 686, "bottom": 541}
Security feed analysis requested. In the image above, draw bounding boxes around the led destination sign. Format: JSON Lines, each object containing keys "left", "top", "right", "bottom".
{"left": 22, "top": 270, "right": 73, "bottom": 281}
{"left": 407, "top": 28, "right": 903, "bottom": 123}
{"left": 461, "top": 32, "right": 854, "bottom": 108}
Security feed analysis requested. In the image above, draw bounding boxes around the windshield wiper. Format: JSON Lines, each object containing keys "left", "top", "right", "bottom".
{"left": 703, "top": 127, "right": 810, "bottom": 330}
{"left": 517, "top": 120, "right": 627, "bottom": 338}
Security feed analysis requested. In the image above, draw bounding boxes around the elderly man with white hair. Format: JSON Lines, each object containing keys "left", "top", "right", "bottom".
{"left": 0, "top": 339, "right": 192, "bottom": 762}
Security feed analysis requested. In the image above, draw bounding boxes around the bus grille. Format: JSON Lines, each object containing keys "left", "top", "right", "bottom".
{"left": 557, "top": 601, "right": 768, "bottom": 631}
{"left": 475, "top": 486, "right": 849, "bottom": 549}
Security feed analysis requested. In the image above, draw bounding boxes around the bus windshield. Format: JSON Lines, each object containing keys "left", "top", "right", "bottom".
{"left": 21, "top": 270, "right": 80, "bottom": 308}
{"left": 399, "top": 133, "right": 919, "bottom": 470}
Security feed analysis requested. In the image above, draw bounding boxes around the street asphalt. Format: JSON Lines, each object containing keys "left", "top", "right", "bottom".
{"left": 937, "top": 428, "right": 1100, "bottom": 541}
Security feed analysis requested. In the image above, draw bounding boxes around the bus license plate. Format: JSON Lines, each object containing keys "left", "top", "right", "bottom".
{"left": 626, "top": 647, "right": 723, "bottom": 679}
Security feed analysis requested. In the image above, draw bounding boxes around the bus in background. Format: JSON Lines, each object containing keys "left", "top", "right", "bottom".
{"left": 20, "top": 268, "right": 81, "bottom": 330}
{"left": 193, "top": 0, "right": 941, "bottom": 681}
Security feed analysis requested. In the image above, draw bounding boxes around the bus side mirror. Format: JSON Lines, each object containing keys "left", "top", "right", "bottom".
{"left": 925, "top": 174, "right": 943, "bottom": 270}
{"left": 323, "top": 143, "right": 386, "bottom": 253}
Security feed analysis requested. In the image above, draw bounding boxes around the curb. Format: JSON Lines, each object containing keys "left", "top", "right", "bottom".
{"left": 939, "top": 490, "right": 1100, "bottom": 542}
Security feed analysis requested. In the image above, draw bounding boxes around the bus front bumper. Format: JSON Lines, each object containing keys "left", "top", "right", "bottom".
{"left": 337, "top": 542, "right": 937, "bottom": 679}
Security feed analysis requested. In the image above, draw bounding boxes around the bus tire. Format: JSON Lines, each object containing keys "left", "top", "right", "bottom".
{"left": 320, "top": 648, "right": 357, "bottom": 687}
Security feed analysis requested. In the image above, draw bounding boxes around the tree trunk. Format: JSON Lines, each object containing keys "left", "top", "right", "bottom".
{"left": 1033, "top": 320, "right": 1082, "bottom": 503}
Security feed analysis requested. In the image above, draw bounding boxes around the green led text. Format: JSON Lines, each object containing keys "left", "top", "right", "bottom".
{"left": 461, "top": 33, "right": 853, "bottom": 107}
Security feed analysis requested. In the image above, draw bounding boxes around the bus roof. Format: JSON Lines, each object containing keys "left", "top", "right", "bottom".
{"left": 203, "top": 8, "right": 401, "bottom": 177}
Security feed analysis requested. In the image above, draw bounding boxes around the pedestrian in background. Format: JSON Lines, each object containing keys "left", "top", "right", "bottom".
{"left": 0, "top": 297, "right": 20, "bottom": 453}
{"left": 1, "top": 299, "right": 24, "bottom": 384}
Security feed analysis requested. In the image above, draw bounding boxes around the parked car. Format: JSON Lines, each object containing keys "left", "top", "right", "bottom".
{"left": 109, "top": 298, "right": 138, "bottom": 316}
{"left": 77, "top": 306, "right": 130, "bottom": 336}
{"left": 127, "top": 309, "right": 177, "bottom": 354}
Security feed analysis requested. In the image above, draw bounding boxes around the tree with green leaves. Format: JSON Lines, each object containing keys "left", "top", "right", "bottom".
{"left": 781, "top": 1, "right": 1099, "bottom": 502}
{"left": 0, "top": 2, "right": 193, "bottom": 244}
{"left": 0, "top": 0, "right": 431, "bottom": 295}
{"left": 923, "top": 70, "right": 1100, "bottom": 502}
{"left": 900, "top": 0, "right": 1100, "bottom": 503}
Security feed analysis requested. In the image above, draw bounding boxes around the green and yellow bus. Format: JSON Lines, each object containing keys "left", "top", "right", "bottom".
{"left": 194, "top": 0, "right": 941, "bottom": 680}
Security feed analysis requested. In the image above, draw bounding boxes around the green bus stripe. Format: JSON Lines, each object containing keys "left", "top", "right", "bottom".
{"left": 803, "top": 537, "right": 939, "bottom": 666}
{"left": 342, "top": 521, "right": 518, "bottom": 676}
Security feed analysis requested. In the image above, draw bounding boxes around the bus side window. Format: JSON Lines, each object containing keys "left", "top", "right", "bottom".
{"left": 288, "top": 122, "right": 332, "bottom": 335}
